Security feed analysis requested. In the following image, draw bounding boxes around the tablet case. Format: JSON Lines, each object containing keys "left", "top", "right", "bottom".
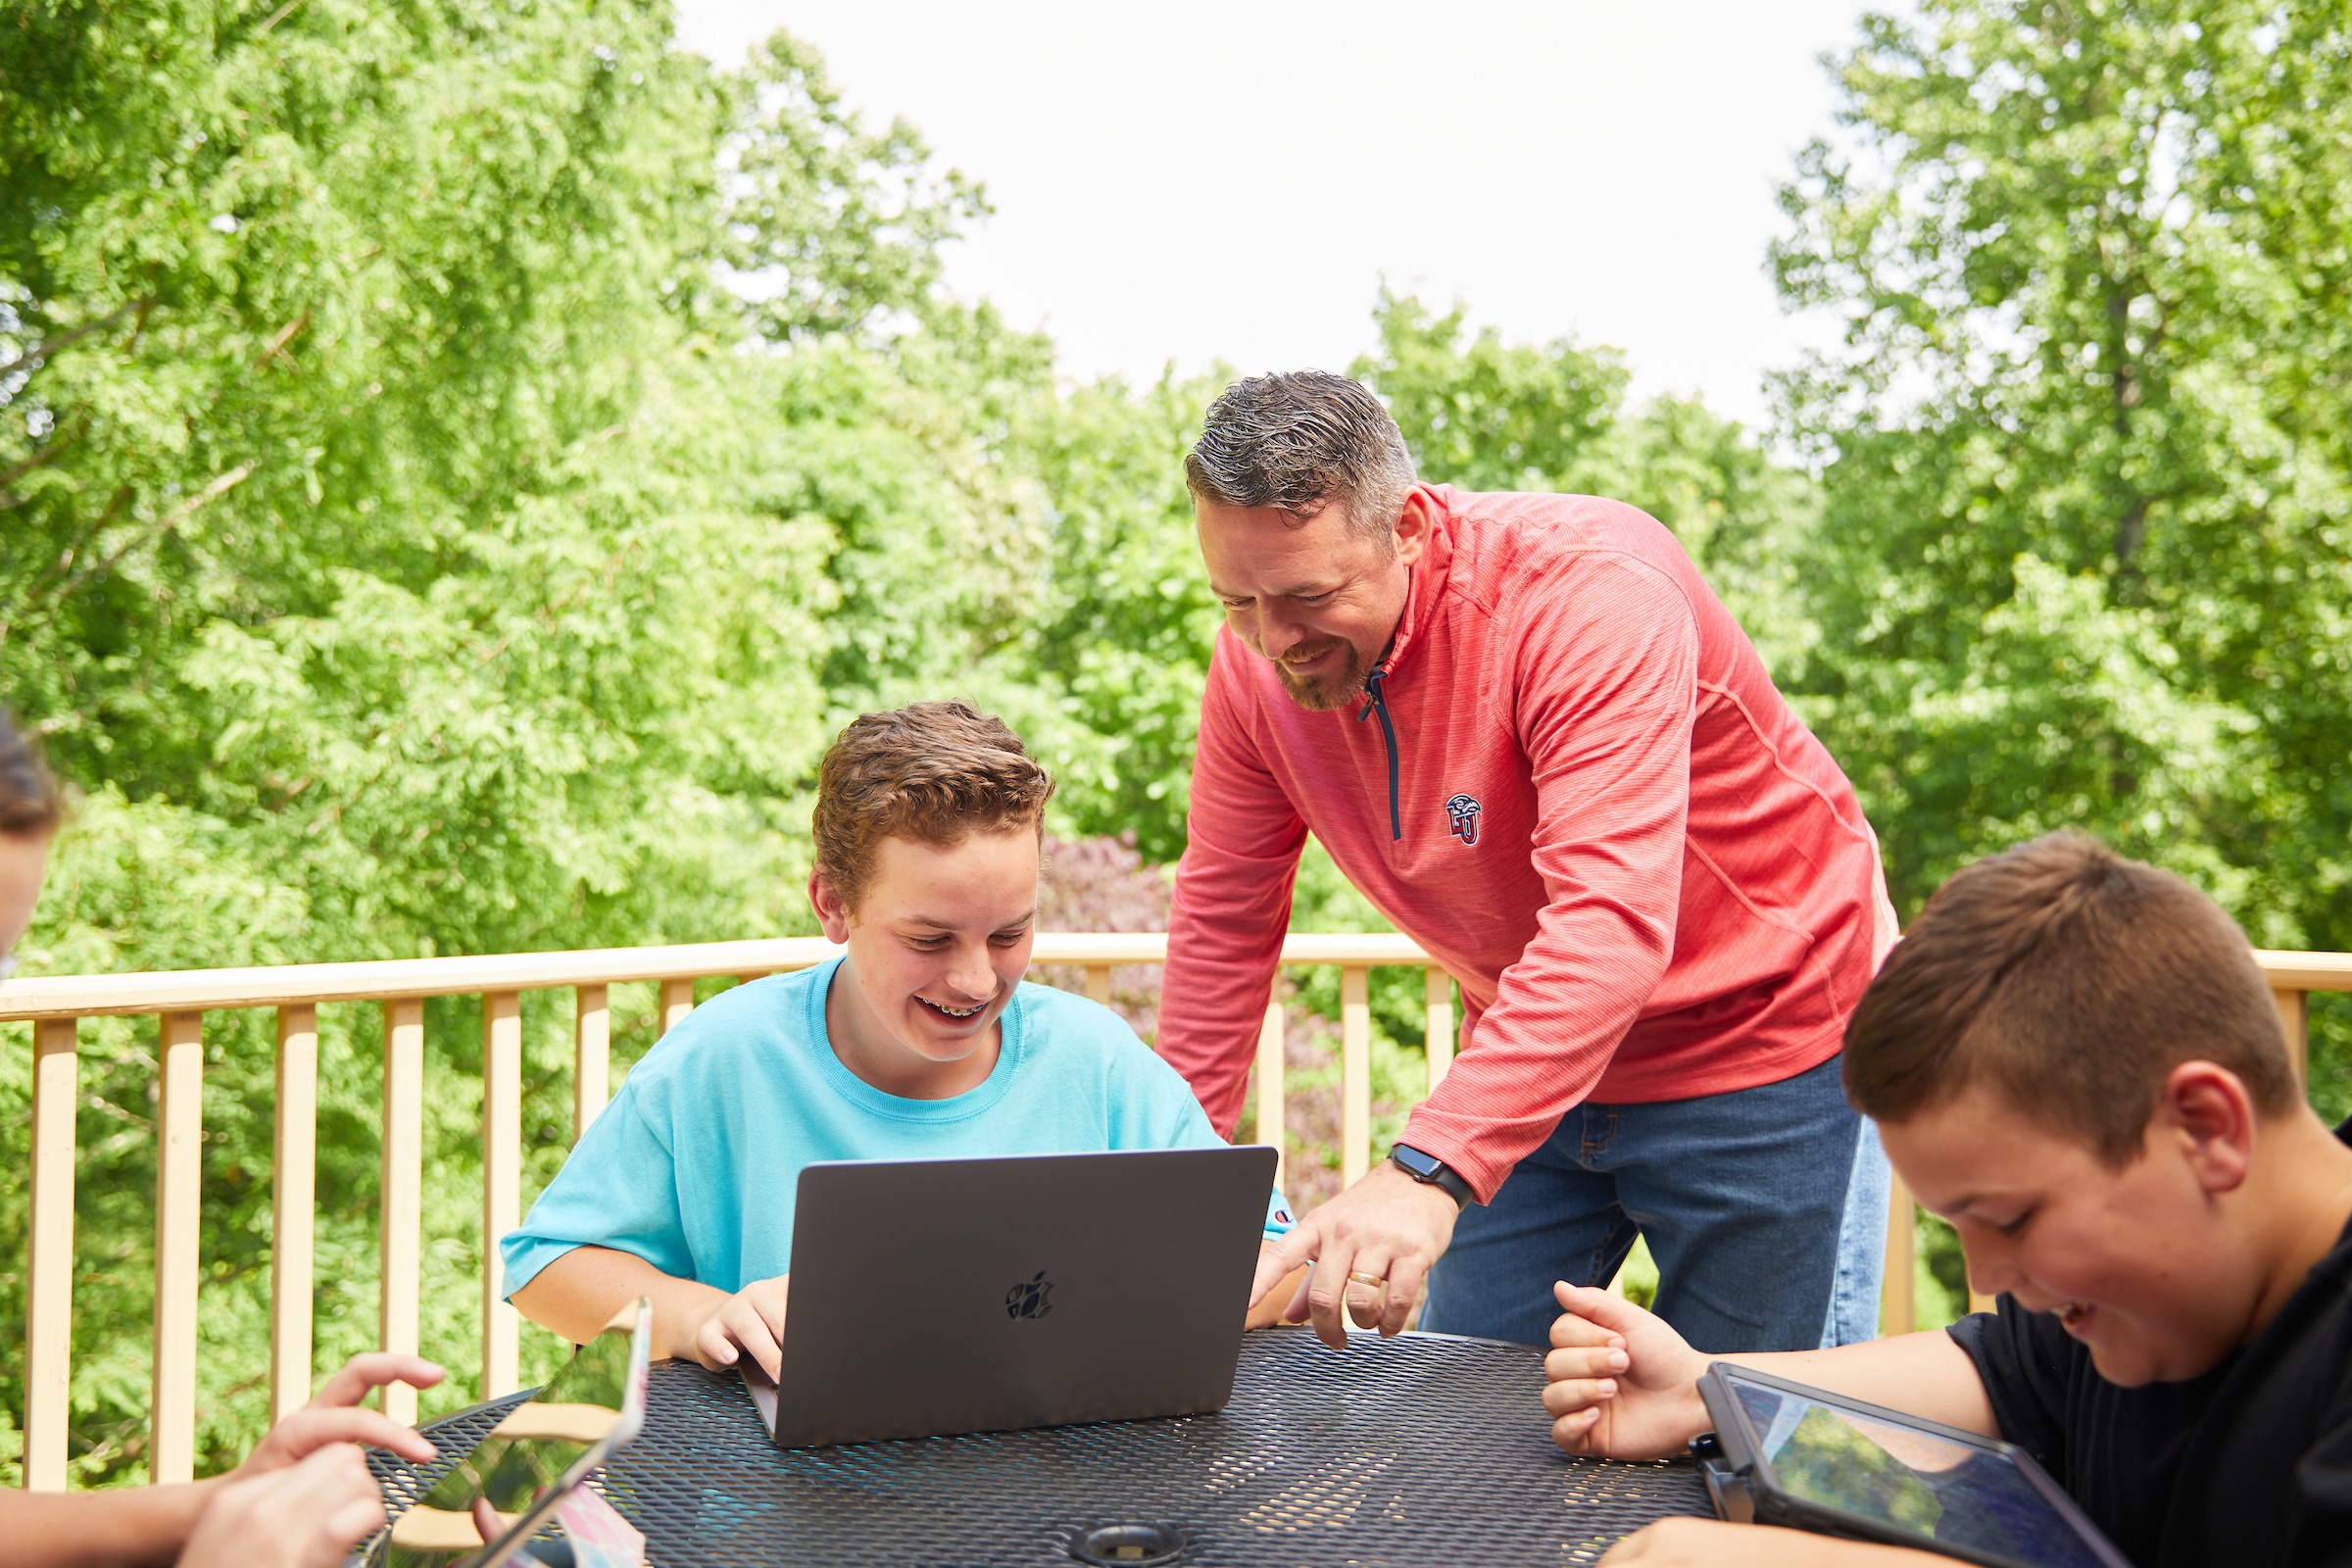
{"left": 1692, "top": 1361, "right": 2132, "bottom": 1568}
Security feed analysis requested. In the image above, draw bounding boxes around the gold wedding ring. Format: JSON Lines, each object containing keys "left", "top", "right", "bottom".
{"left": 1347, "top": 1270, "right": 1388, "bottom": 1290}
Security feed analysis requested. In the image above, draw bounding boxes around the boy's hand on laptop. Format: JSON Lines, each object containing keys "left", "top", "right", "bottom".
{"left": 1544, "top": 1282, "right": 1712, "bottom": 1461}
{"left": 1246, "top": 1243, "right": 1310, "bottom": 1329}
{"left": 685, "top": 1273, "right": 790, "bottom": 1380}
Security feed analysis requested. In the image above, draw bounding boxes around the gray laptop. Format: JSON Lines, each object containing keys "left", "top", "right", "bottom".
{"left": 741, "top": 1146, "right": 1278, "bottom": 1447}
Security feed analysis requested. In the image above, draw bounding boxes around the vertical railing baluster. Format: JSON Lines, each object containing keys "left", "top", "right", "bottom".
{"left": 24, "top": 1016, "right": 79, "bottom": 1492}
{"left": 2276, "top": 987, "right": 2309, "bottom": 1090}
{"left": 1883, "top": 1173, "right": 1917, "bottom": 1338}
{"left": 481, "top": 992, "right": 522, "bottom": 1399}
{"left": 1966, "top": 1184, "right": 1997, "bottom": 1311}
{"left": 379, "top": 999, "right": 424, "bottom": 1426}
{"left": 659, "top": 978, "right": 695, "bottom": 1039}
{"left": 573, "top": 983, "right": 610, "bottom": 1143}
{"left": 1256, "top": 1000, "right": 1286, "bottom": 1193}
{"left": 1084, "top": 964, "right": 1112, "bottom": 1006}
{"left": 270, "top": 1004, "right": 318, "bottom": 1421}
{"left": 151, "top": 1011, "right": 204, "bottom": 1485}
{"left": 1422, "top": 968, "right": 1453, "bottom": 1093}
{"left": 1341, "top": 967, "right": 1371, "bottom": 1187}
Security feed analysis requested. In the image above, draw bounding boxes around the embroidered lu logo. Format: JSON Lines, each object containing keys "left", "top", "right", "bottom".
{"left": 1445, "top": 793, "right": 1482, "bottom": 846}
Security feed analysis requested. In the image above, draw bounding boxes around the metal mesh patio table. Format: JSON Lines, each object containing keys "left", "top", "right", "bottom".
{"left": 370, "top": 1329, "right": 1711, "bottom": 1566}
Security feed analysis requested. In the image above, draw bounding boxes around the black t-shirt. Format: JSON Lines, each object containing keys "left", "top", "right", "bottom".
{"left": 1947, "top": 1119, "right": 2352, "bottom": 1568}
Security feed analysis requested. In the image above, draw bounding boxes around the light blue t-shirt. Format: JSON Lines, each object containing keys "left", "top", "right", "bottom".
{"left": 501, "top": 956, "right": 1291, "bottom": 1297}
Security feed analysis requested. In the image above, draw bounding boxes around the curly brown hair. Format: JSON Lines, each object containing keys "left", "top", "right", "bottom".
{"left": 812, "top": 702, "right": 1055, "bottom": 911}
{"left": 0, "top": 712, "right": 62, "bottom": 838}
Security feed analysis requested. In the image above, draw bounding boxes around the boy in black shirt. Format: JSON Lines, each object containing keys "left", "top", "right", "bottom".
{"left": 1540, "top": 833, "right": 2352, "bottom": 1567}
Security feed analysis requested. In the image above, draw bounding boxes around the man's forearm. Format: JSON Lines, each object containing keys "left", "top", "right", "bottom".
{"left": 511, "top": 1244, "right": 727, "bottom": 1360}
{"left": 1156, "top": 897, "right": 1292, "bottom": 1135}
{"left": 1158, "top": 674, "right": 1308, "bottom": 1134}
{"left": 0, "top": 1481, "right": 217, "bottom": 1568}
{"left": 1396, "top": 1050, "right": 1594, "bottom": 1203}
{"left": 1716, "top": 1329, "right": 1996, "bottom": 1438}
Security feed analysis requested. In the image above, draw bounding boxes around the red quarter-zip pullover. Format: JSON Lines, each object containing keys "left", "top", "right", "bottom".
{"left": 1157, "top": 485, "right": 1896, "bottom": 1201}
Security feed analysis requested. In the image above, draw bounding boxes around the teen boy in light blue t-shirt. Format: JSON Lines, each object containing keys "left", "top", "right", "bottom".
{"left": 505, "top": 702, "right": 1298, "bottom": 1379}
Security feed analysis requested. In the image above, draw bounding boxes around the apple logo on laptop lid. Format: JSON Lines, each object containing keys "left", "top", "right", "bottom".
{"left": 1005, "top": 1270, "right": 1054, "bottom": 1320}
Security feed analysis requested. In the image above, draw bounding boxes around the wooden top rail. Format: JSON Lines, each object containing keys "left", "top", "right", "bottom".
{"left": 2252, "top": 950, "right": 2352, "bottom": 992}
{"left": 0, "top": 931, "right": 1445, "bottom": 1022}
{"left": 0, "top": 938, "right": 841, "bottom": 1021}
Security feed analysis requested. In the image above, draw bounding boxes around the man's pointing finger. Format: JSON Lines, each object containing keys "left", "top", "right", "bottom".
{"left": 1249, "top": 1223, "right": 1319, "bottom": 1306}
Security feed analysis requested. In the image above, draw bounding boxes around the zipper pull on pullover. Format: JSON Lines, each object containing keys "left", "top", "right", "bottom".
{"left": 1356, "top": 662, "right": 1401, "bottom": 842}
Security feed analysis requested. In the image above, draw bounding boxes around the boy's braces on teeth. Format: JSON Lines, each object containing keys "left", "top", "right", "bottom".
{"left": 922, "top": 997, "right": 984, "bottom": 1018}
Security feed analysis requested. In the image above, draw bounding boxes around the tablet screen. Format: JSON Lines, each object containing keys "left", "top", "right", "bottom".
{"left": 1730, "top": 1379, "right": 2110, "bottom": 1568}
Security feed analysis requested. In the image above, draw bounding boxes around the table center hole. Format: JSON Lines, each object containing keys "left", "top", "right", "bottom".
{"left": 1071, "top": 1524, "right": 1186, "bottom": 1567}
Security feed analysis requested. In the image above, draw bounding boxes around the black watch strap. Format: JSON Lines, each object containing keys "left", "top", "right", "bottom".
{"left": 1389, "top": 1144, "right": 1475, "bottom": 1209}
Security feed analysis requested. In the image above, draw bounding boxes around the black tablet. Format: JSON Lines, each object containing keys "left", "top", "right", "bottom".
{"left": 1694, "top": 1362, "right": 2132, "bottom": 1568}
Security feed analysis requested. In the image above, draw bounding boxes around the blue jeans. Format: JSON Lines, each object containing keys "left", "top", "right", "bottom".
{"left": 1419, "top": 1053, "right": 1885, "bottom": 1349}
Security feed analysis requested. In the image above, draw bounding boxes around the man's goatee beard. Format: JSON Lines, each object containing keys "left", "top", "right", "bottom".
{"left": 1275, "top": 644, "right": 1368, "bottom": 712}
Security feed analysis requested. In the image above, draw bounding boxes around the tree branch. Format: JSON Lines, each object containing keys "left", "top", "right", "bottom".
{"left": 39, "top": 461, "right": 257, "bottom": 610}
{"left": 253, "top": 310, "right": 311, "bottom": 371}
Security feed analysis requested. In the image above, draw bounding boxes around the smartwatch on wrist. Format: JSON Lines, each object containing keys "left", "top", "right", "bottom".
{"left": 1389, "top": 1143, "right": 1475, "bottom": 1209}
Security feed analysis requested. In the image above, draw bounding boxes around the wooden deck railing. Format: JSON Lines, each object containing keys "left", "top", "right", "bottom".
{"left": 4, "top": 936, "right": 2345, "bottom": 1491}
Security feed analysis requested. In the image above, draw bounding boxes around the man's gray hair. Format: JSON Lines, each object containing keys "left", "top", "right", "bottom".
{"left": 1184, "top": 370, "right": 1417, "bottom": 542}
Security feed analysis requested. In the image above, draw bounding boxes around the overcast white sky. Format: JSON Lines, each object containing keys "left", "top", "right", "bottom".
{"left": 673, "top": 3, "right": 1894, "bottom": 429}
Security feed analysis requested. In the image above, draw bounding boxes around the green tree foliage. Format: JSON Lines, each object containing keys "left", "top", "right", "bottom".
{"left": 0, "top": 0, "right": 1210, "bottom": 1481}
{"left": 1771, "top": 0, "right": 2352, "bottom": 1311}
{"left": 718, "top": 31, "right": 984, "bottom": 343}
{"left": 1771, "top": 0, "right": 2352, "bottom": 946}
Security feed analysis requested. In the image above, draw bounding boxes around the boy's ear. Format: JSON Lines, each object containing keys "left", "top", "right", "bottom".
{"left": 2154, "top": 1059, "right": 2256, "bottom": 1196}
{"left": 808, "top": 868, "right": 854, "bottom": 945}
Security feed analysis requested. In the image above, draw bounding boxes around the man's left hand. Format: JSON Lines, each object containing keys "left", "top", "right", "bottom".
{"left": 1248, "top": 1159, "right": 1460, "bottom": 1348}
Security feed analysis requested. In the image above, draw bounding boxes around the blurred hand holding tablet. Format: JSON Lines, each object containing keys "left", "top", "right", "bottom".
{"left": 372, "top": 1299, "right": 651, "bottom": 1568}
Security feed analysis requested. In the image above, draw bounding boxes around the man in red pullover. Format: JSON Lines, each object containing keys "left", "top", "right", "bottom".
{"left": 1159, "top": 370, "right": 1898, "bottom": 1352}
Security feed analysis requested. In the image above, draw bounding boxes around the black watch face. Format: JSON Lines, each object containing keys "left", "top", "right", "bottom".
{"left": 1393, "top": 1146, "right": 1441, "bottom": 1180}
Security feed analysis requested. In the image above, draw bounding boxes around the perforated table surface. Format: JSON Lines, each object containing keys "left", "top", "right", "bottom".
{"left": 371, "top": 1329, "right": 1711, "bottom": 1566}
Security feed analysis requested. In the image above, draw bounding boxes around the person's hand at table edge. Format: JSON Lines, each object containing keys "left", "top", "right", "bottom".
{"left": 684, "top": 1274, "right": 790, "bottom": 1381}
{"left": 1544, "top": 1282, "right": 1714, "bottom": 1460}
{"left": 1546, "top": 1279, "right": 1998, "bottom": 1462}
{"left": 1248, "top": 1160, "right": 1459, "bottom": 1349}
{"left": 182, "top": 1444, "right": 388, "bottom": 1568}
{"left": 0, "top": 1351, "right": 442, "bottom": 1568}
{"left": 1598, "top": 1516, "right": 1947, "bottom": 1565}
{"left": 1246, "top": 1241, "right": 1310, "bottom": 1329}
